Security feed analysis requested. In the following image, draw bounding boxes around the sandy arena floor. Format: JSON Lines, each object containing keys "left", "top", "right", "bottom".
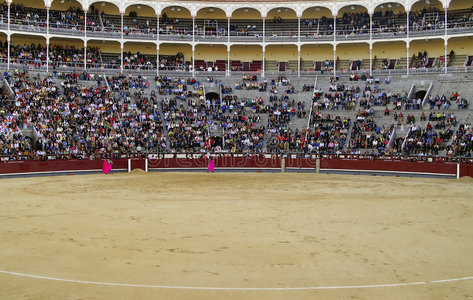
{"left": 0, "top": 172, "right": 473, "bottom": 299}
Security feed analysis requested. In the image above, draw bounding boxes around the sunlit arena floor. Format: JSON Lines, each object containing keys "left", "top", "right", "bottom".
{"left": 1, "top": 172, "right": 473, "bottom": 300}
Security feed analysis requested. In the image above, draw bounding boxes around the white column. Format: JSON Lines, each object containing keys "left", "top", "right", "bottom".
{"left": 406, "top": 10, "right": 410, "bottom": 76}
{"left": 369, "top": 13, "right": 373, "bottom": 76}
{"left": 192, "top": 16, "right": 195, "bottom": 43}
{"left": 120, "top": 43, "right": 124, "bottom": 74}
{"left": 84, "top": 40, "right": 87, "bottom": 70}
{"left": 333, "top": 15, "right": 336, "bottom": 42}
{"left": 46, "top": 6, "right": 50, "bottom": 35}
{"left": 7, "top": 36, "right": 10, "bottom": 70}
{"left": 445, "top": 6, "right": 448, "bottom": 36}
{"left": 7, "top": 1, "right": 10, "bottom": 32}
{"left": 120, "top": 12, "right": 124, "bottom": 73}
{"left": 7, "top": 1, "right": 10, "bottom": 70}
{"left": 227, "top": 46, "right": 230, "bottom": 77}
{"left": 262, "top": 48, "right": 265, "bottom": 78}
{"left": 445, "top": 6, "right": 448, "bottom": 74}
{"left": 83, "top": 8, "right": 87, "bottom": 77}
{"left": 297, "top": 46, "right": 301, "bottom": 78}
{"left": 121, "top": 12, "right": 124, "bottom": 40}
{"left": 227, "top": 17, "right": 230, "bottom": 76}
{"left": 444, "top": 40, "right": 448, "bottom": 74}
{"left": 46, "top": 39, "right": 49, "bottom": 73}
{"left": 262, "top": 16, "right": 266, "bottom": 78}
{"left": 156, "top": 45, "right": 159, "bottom": 76}
{"left": 406, "top": 10, "right": 410, "bottom": 38}
{"left": 369, "top": 43, "right": 373, "bottom": 76}
{"left": 157, "top": 13, "right": 160, "bottom": 43}
{"left": 369, "top": 13, "right": 372, "bottom": 40}
{"left": 298, "top": 16, "right": 301, "bottom": 42}
{"left": 406, "top": 44, "right": 410, "bottom": 77}
{"left": 192, "top": 44, "right": 195, "bottom": 77}
{"left": 263, "top": 17, "right": 265, "bottom": 40}
{"left": 298, "top": 16, "right": 301, "bottom": 76}
{"left": 227, "top": 17, "right": 230, "bottom": 43}
{"left": 333, "top": 44, "right": 337, "bottom": 77}
{"left": 192, "top": 15, "right": 195, "bottom": 76}
{"left": 46, "top": 5, "right": 50, "bottom": 73}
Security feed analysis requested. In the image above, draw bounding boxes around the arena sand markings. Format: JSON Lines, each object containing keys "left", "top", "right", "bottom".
{"left": 2, "top": 173, "right": 473, "bottom": 299}
{"left": 1, "top": 270, "right": 472, "bottom": 291}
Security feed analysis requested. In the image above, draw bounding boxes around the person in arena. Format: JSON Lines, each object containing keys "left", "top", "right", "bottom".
{"left": 103, "top": 159, "right": 113, "bottom": 175}
{"left": 207, "top": 155, "right": 215, "bottom": 173}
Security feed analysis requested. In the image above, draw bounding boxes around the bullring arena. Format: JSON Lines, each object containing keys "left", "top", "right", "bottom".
{"left": 1, "top": 157, "right": 473, "bottom": 299}
{"left": 0, "top": 171, "right": 473, "bottom": 300}
{"left": 2, "top": 0, "right": 473, "bottom": 298}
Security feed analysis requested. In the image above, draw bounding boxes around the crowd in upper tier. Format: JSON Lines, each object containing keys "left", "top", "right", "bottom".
{"left": 0, "top": 41, "right": 468, "bottom": 74}
{"left": 1, "top": 3, "right": 473, "bottom": 38}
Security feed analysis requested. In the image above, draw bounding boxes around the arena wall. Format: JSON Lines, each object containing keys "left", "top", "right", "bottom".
{"left": 1, "top": 156, "right": 471, "bottom": 178}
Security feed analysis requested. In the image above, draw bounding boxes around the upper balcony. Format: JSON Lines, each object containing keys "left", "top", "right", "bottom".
{"left": 0, "top": 1, "right": 473, "bottom": 44}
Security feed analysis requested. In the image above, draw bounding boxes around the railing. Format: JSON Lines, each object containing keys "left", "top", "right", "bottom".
{"left": 387, "top": 126, "right": 397, "bottom": 150}
{"left": 103, "top": 73, "right": 110, "bottom": 91}
{"left": 3, "top": 17, "right": 473, "bottom": 43}
{"left": 407, "top": 82, "right": 415, "bottom": 100}
{"left": 401, "top": 125, "right": 413, "bottom": 151}
{"left": 422, "top": 81, "right": 433, "bottom": 106}
{"left": 305, "top": 75, "right": 317, "bottom": 143}
{"left": 3, "top": 61, "right": 473, "bottom": 79}
{"left": 3, "top": 77, "right": 14, "bottom": 97}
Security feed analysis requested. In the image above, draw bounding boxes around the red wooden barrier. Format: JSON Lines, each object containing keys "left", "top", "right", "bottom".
{"left": 0, "top": 159, "right": 129, "bottom": 175}
{"left": 459, "top": 163, "right": 473, "bottom": 178}
{"left": 147, "top": 154, "right": 280, "bottom": 169}
{"left": 320, "top": 158, "right": 457, "bottom": 176}
{"left": 0, "top": 156, "right": 471, "bottom": 178}
{"left": 129, "top": 158, "right": 146, "bottom": 171}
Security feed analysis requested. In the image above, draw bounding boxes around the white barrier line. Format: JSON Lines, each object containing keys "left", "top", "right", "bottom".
{"left": 0, "top": 270, "right": 472, "bottom": 291}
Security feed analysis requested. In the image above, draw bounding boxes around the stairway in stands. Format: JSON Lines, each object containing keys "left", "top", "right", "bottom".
{"left": 336, "top": 59, "right": 350, "bottom": 71}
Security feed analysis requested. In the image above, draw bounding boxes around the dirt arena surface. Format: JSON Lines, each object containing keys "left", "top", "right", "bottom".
{"left": 1, "top": 172, "right": 473, "bottom": 299}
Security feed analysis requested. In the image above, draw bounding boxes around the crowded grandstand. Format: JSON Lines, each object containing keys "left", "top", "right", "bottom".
{"left": 0, "top": 0, "right": 472, "bottom": 160}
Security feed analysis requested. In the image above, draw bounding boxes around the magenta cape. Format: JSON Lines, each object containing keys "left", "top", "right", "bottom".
{"left": 103, "top": 160, "right": 112, "bottom": 174}
{"left": 207, "top": 160, "right": 215, "bottom": 172}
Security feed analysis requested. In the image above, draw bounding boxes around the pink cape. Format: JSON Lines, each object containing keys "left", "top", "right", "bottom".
{"left": 103, "top": 160, "right": 112, "bottom": 174}
{"left": 207, "top": 159, "right": 215, "bottom": 173}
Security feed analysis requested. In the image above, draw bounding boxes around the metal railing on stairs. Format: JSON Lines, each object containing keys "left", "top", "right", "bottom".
{"left": 386, "top": 126, "right": 397, "bottom": 150}
{"left": 421, "top": 81, "right": 433, "bottom": 106}
{"left": 407, "top": 82, "right": 415, "bottom": 100}
{"left": 103, "top": 73, "right": 110, "bottom": 91}
{"left": 401, "top": 125, "right": 413, "bottom": 151}
{"left": 305, "top": 75, "right": 317, "bottom": 143}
